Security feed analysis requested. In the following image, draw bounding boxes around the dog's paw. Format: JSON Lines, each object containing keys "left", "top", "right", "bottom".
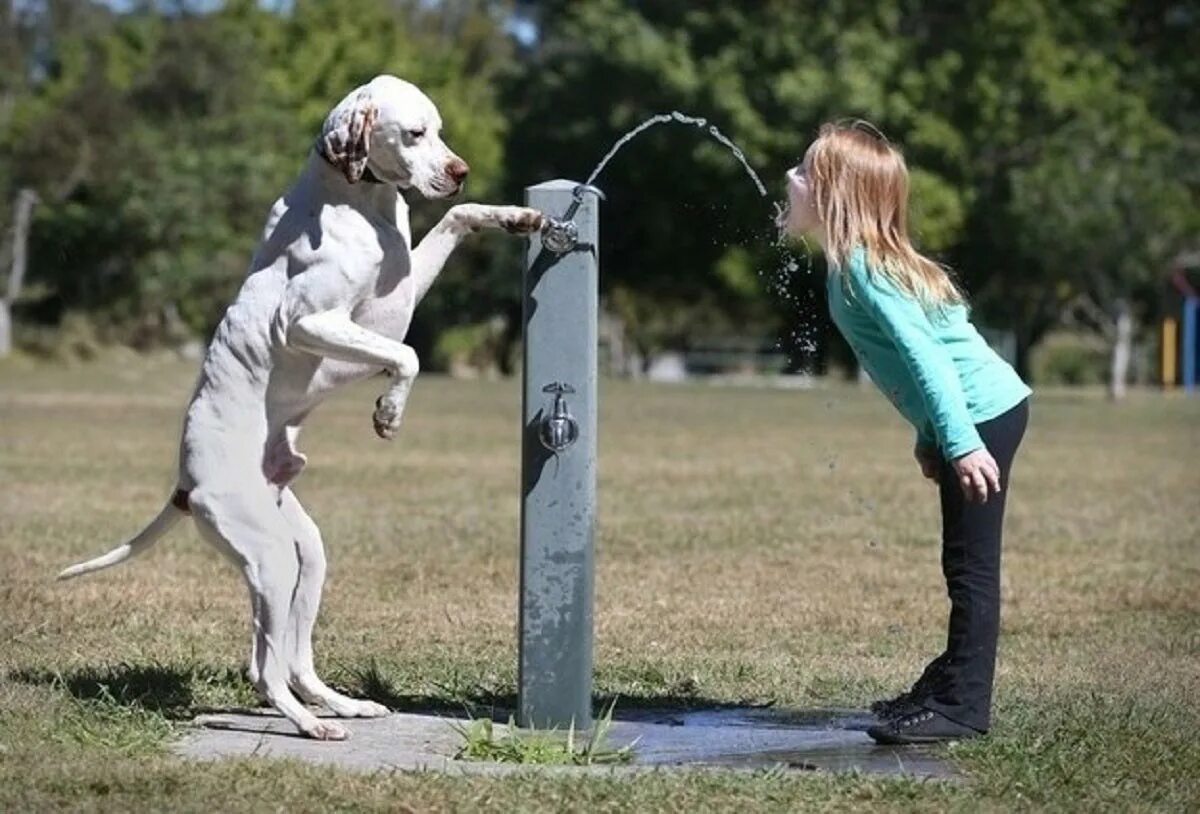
{"left": 498, "top": 206, "right": 545, "bottom": 235}
{"left": 319, "top": 694, "right": 390, "bottom": 718}
{"left": 373, "top": 395, "right": 403, "bottom": 440}
{"left": 303, "top": 719, "right": 350, "bottom": 741}
{"left": 264, "top": 450, "right": 307, "bottom": 487}
{"left": 349, "top": 700, "right": 391, "bottom": 718}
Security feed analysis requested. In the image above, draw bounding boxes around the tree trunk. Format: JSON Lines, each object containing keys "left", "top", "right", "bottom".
{"left": 0, "top": 299, "right": 10, "bottom": 357}
{"left": 1108, "top": 298, "right": 1133, "bottom": 401}
{"left": 0, "top": 188, "right": 39, "bottom": 358}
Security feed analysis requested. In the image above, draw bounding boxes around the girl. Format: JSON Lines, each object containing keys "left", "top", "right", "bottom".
{"left": 779, "top": 122, "right": 1031, "bottom": 745}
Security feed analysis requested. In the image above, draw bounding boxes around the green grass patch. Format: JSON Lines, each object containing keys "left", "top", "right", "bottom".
{"left": 959, "top": 690, "right": 1200, "bottom": 809}
{"left": 453, "top": 704, "right": 636, "bottom": 766}
{"left": 1, "top": 361, "right": 1197, "bottom": 811}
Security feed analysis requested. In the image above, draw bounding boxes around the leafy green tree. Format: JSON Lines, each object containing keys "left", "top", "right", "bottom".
{"left": 3, "top": 0, "right": 515, "bottom": 354}
{"left": 3, "top": 0, "right": 1196, "bottom": 384}
{"left": 507, "top": 0, "right": 1198, "bottom": 382}
{"left": 503, "top": 1, "right": 983, "bottom": 368}
{"left": 1009, "top": 113, "right": 1195, "bottom": 397}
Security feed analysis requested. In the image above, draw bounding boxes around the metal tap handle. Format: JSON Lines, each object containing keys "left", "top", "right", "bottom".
{"left": 538, "top": 382, "right": 579, "bottom": 453}
{"left": 540, "top": 217, "right": 579, "bottom": 254}
{"left": 539, "top": 185, "right": 604, "bottom": 255}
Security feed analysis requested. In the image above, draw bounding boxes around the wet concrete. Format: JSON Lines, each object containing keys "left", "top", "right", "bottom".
{"left": 609, "top": 707, "right": 954, "bottom": 778}
{"left": 173, "top": 706, "right": 956, "bottom": 779}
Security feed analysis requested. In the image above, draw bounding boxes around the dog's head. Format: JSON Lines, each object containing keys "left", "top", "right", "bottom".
{"left": 318, "top": 75, "right": 469, "bottom": 198}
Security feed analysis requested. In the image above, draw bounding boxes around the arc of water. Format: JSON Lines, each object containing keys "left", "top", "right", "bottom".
{"left": 584, "top": 111, "right": 768, "bottom": 197}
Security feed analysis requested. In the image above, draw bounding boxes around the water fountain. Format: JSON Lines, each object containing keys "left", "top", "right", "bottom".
{"left": 517, "top": 114, "right": 770, "bottom": 729}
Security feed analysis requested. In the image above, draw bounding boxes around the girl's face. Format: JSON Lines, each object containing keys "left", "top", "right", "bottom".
{"left": 778, "top": 150, "right": 821, "bottom": 241}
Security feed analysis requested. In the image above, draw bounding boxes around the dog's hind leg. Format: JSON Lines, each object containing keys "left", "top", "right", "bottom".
{"left": 190, "top": 487, "right": 349, "bottom": 741}
{"left": 277, "top": 489, "right": 389, "bottom": 718}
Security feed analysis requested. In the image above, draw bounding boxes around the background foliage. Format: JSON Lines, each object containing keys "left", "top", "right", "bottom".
{"left": 1, "top": 0, "right": 1196, "bottom": 380}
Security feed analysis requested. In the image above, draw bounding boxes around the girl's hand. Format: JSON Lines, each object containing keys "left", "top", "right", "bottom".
{"left": 913, "top": 444, "right": 940, "bottom": 481}
{"left": 952, "top": 448, "right": 1001, "bottom": 503}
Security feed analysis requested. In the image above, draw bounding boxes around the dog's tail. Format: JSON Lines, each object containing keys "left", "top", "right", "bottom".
{"left": 57, "top": 489, "right": 190, "bottom": 581}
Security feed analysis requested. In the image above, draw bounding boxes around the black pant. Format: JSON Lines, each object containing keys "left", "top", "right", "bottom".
{"left": 922, "top": 399, "right": 1029, "bottom": 732}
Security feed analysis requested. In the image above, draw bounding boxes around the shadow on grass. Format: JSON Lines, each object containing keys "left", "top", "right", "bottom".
{"left": 349, "top": 661, "right": 741, "bottom": 721}
{"left": 8, "top": 662, "right": 253, "bottom": 719}
{"left": 349, "top": 662, "right": 870, "bottom": 728}
{"left": 11, "top": 660, "right": 874, "bottom": 732}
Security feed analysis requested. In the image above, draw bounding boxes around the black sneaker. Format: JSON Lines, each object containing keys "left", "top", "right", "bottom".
{"left": 867, "top": 707, "right": 984, "bottom": 745}
{"left": 870, "top": 655, "right": 949, "bottom": 718}
{"left": 869, "top": 689, "right": 925, "bottom": 719}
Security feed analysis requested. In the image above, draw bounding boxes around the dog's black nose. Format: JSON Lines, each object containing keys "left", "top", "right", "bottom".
{"left": 446, "top": 158, "right": 470, "bottom": 184}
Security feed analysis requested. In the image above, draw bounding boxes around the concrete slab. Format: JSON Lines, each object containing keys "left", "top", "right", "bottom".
{"left": 172, "top": 707, "right": 957, "bottom": 779}
{"left": 175, "top": 710, "right": 474, "bottom": 774}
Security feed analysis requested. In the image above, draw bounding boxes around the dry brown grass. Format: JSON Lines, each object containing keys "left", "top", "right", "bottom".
{"left": 1, "top": 356, "right": 1197, "bottom": 811}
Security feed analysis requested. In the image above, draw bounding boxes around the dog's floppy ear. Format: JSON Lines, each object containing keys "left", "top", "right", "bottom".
{"left": 319, "top": 88, "right": 378, "bottom": 184}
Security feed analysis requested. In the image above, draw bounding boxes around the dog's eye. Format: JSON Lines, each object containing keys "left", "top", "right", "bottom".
{"left": 406, "top": 129, "right": 426, "bottom": 141}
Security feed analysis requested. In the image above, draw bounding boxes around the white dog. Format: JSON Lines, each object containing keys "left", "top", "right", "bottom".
{"left": 57, "top": 75, "right": 544, "bottom": 740}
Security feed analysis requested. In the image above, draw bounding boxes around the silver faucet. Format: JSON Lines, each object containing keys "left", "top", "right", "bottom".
{"left": 539, "top": 183, "right": 605, "bottom": 254}
{"left": 538, "top": 382, "right": 579, "bottom": 453}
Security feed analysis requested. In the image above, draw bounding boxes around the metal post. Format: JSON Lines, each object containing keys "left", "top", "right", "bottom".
{"left": 518, "top": 180, "right": 598, "bottom": 728}
{"left": 1184, "top": 297, "right": 1198, "bottom": 393}
{"left": 1162, "top": 318, "right": 1177, "bottom": 388}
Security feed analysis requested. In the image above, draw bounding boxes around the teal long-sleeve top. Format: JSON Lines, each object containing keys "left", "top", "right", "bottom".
{"left": 827, "top": 248, "right": 1031, "bottom": 460}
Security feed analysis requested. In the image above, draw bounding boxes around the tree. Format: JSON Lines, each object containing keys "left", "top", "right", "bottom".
{"left": 3, "top": 0, "right": 1196, "bottom": 381}
{"left": 2, "top": 0, "right": 515, "bottom": 355}
{"left": 0, "top": 189, "right": 39, "bottom": 357}
{"left": 1009, "top": 113, "right": 1195, "bottom": 398}
{"left": 507, "top": 0, "right": 1199, "bottom": 382}
{"left": 503, "top": 1, "right": 973, "bottom": 366}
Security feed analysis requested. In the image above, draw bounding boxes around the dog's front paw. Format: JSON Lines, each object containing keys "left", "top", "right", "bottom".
{"left": 498, "top": 206, "right": 545, "bottom": 235}
{"left": 373, "top": 394, "right": 403, "bottom": 440}
{"left": 264, "top": 449, "right": 307, "bottom": 487}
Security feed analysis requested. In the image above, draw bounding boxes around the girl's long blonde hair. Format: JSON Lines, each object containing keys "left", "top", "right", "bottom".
{"left": 806, "top": 121, "right": 963, "bottom": 308}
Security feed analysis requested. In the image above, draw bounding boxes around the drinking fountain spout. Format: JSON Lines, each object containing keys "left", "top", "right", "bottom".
{"left": 539, "top": 183, "right": 605, "bottom": 254}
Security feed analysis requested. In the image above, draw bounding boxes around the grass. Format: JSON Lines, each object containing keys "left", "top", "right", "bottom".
{"left": 1, "top": 353, "right": 1198, "bottom": 811}
{"left": 452, "top": 703, "right": 635, "bottom": 765}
